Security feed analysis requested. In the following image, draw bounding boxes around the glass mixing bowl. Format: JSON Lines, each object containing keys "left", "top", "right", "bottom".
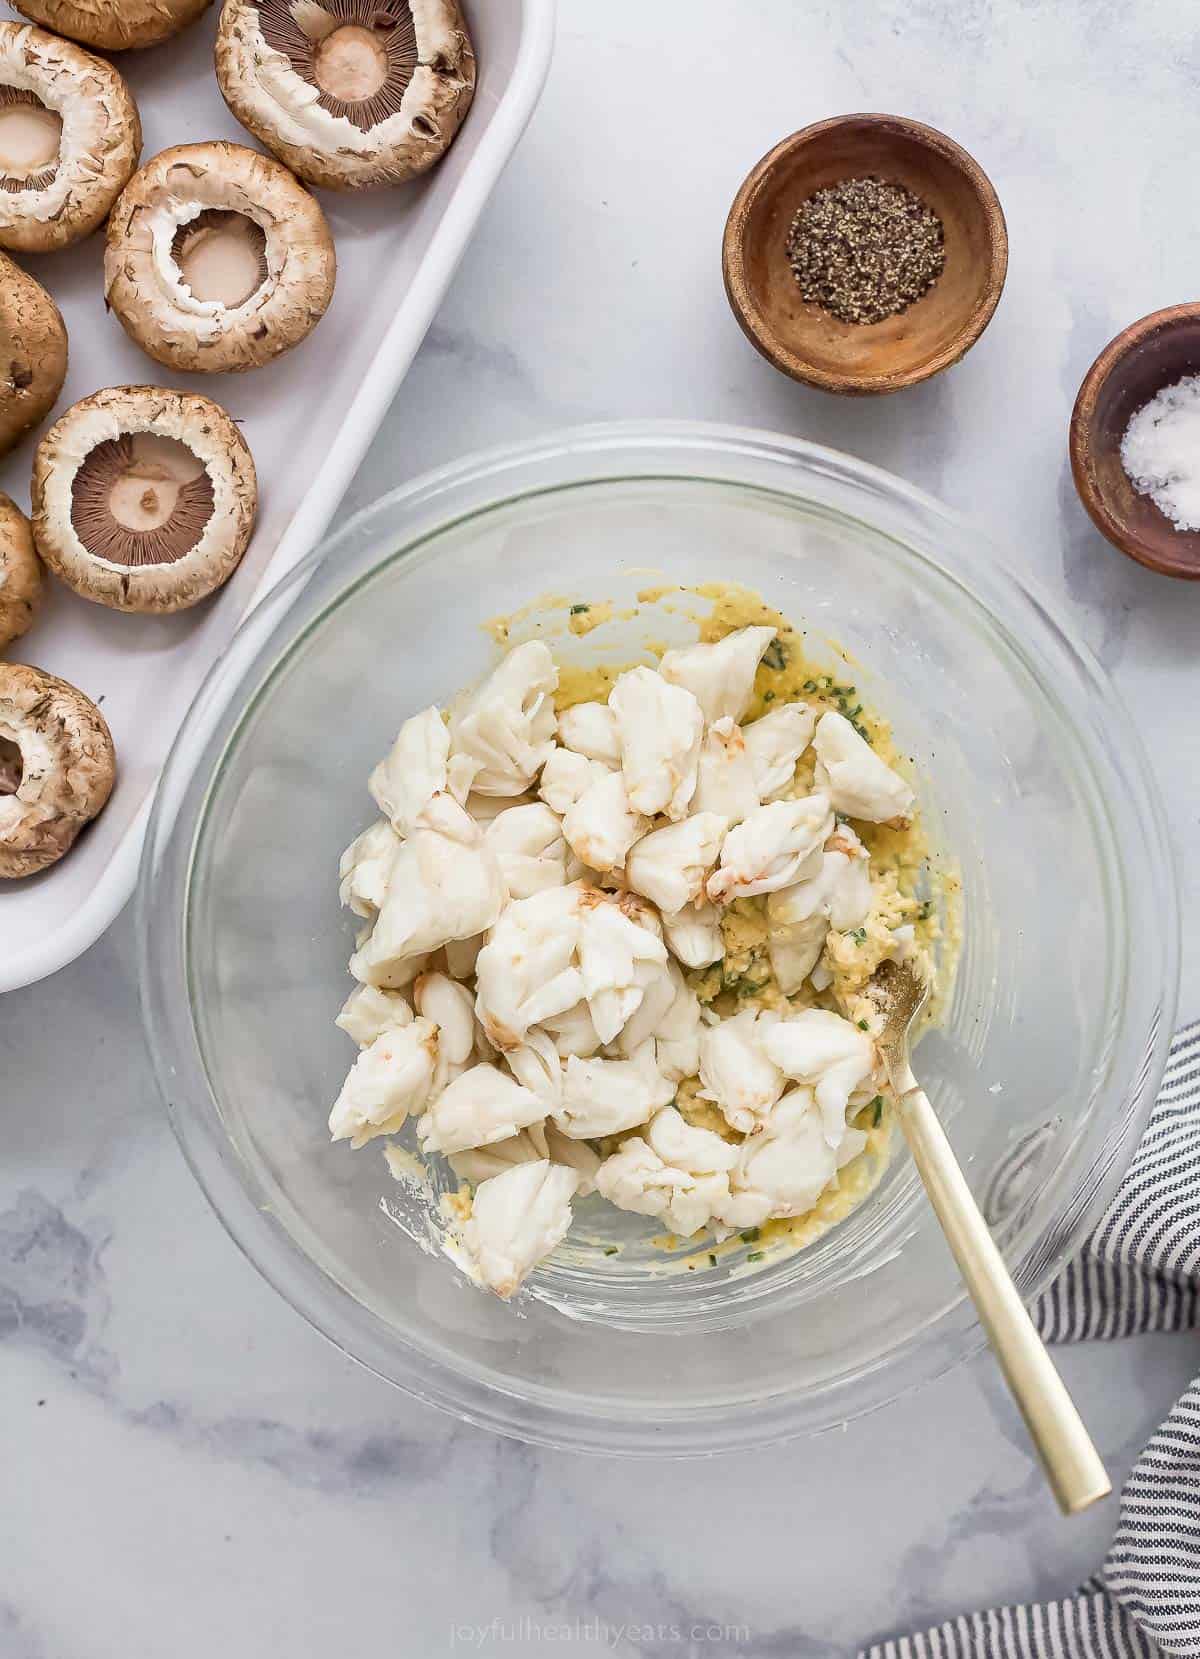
{"left": 139, "top": 422, "right": 1177, "bottom": 1455}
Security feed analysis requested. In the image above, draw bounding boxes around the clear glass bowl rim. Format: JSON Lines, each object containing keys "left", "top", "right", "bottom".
{"left": 137, "top": 418, "right": 1179, "bottom": 1456}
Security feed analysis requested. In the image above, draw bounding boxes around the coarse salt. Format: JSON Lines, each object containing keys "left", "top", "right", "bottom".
{"left": 1120, "top": 373, "right": 1200, "bottom": 531}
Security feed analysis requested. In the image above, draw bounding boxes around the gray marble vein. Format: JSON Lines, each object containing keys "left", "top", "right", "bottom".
{"left": 5, "top": 0, "right": 1200, "bottom": 1654}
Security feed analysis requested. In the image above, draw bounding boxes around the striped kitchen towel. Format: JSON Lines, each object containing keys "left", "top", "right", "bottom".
{"left": 862, "top": 1023, "right": 1200, "bottom": 1659}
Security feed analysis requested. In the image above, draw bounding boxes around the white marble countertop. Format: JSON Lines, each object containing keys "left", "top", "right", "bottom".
{"left": 5, "top": 3, "right": 1200, "bottom": 1654}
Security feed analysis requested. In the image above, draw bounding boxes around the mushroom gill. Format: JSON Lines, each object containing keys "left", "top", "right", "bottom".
{"left": 171, "top": 209, "right": 269, "bottom": 308}
{"left": 255, "top": 0, "right": 419, "bottom": 131}
{"left": 70, "top": 433, "right": 215, "bottom": 568}
{"left": 0, "top": 87, "right": 61, "bottom": 194}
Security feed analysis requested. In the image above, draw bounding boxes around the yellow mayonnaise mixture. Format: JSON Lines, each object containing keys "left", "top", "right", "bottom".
{"left": 488, "top": 582, "right": 958, "bottom": 1271}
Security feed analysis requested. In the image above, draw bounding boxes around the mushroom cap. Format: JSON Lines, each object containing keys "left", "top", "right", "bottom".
{"left": 215, "top": 0, "right": 476, "bottom": 192}
{"left": 31, "top": 384, "right": 258, "bottom": 615}
{"left": 0, "top": 22, "right": 141, "bottom": 254}
{"left": 0, "top": 492, "right": 42, "bottom": 649}
{"left": 0, "top": 250, "right": 67, "bottom": 456}
{"left": 12, "top": 0, "right": 212, "bottom": 51}
{"left": 104, "top": 141, "right": 336, "bottom": 373}
{"left": 0, "top": 660, "right": 115, "bottom": 878}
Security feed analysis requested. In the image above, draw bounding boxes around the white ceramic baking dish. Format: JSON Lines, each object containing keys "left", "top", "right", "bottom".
{"left": 0, "top": 0, "right": 554, "bottom": 992}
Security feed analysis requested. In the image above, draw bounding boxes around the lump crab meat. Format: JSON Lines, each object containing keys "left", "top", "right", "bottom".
{"left": 608, "top": 664, "right": 704, "bottom": 820}
{"left": 328, "top": 1016, "right": 438, "bottom": 1147}
{"left": 416, "top": 1062, "right": 545, "bottom": 1156}
{"left": 698, "top": 1006, "right": 786, "bottom": 1134}
{"left": 764, "top": 1009, "right": 877, "bottom": 1145}
{"left": 457, "top": 1160, "right": 577, "bottom": 1300}
{"left": 350, "top": 794, "right": 505, "bottom": 986}
{"left": 812, "top": 710, "right": 914, "bottom": 826}
{"left": 449, "top": 640, "right": 558, "bottom": 798}
{"left": 707, "top": 793, "right": 834, "bottom": 902}
{"left": 624, "top": 811, "right": 727, "bottom": 917}
{"left": 595, "top": 1106, "right": 739, "bottom": 1239}
{"left": 743, "top": 702, "right": 816, "bottom": 801}
{"left": 659, "top": 625, "right": 777, "bottom": 725}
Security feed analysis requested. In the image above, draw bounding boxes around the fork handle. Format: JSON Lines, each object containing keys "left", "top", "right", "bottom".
{"left": 895, "top": 1082, "right": 1112, "bottom": 1516}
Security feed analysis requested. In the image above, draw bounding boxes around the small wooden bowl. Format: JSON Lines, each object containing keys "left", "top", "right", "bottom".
{"left": 722, "top": 114, "right": 1008, "bottom": 396}
{"left": 1070, "top": 305, "right": 1200, "bottom": 580}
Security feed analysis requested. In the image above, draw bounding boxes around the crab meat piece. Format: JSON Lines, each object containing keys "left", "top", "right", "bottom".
{"left": 335, "top": 984, "right": 414, "bottom": 1047}
{"left": 540, "top": 999, "right": 604, "bottom": 1059}
{"left": 444, "top": 933, "right": 484, "bottom": 980}
{"left": 449, "top": 641, "right": 558, "bottom": 797}
{"left": 718, "top": 1088, "right": 840, "bottom": 1229}
{"left": 577, "top": 890, "right": 669, "bottom": 1045}
{"left": 449, "top": 1119, "right": 602, "bottom": 1196}
{"left": 329, "top": 1017, "right": 438, "bottom": 1148}
{"left": 743, "top": 702, "right": 817, "bottom": 801}
{"left": 474, "top": 883, "right": 585, "bottom": 1051}
{"left": 484, "top": 801, "right": 568, "bottom": 899}
{"left": 614, "top": 958, "right": 681, "bottom": 1058}
{"left": 608, "top": 664, "right": 704, "bottom": 820}
{"left": 338, "top": 819, "right": 403, "bottom": 918}
{"left": 661, "top": 899, "right": 725, "bottom": 969}
{"left": 766, "top": 911, "right": 829, "bottom": 997}
{"left": 699, "top": 1006, "right": 786, "bottom": 1134}
{"left": 765, "top": 823, "right": 872, "bottom": 992}
{"left": 617, "top": 960, "right": 703, "bottom": 1083}
{"left": 553, "top": 1042, "right": 675, "bottom": 1139}
{"left": 450, "top": 1121, "right": 549, "bottom": 1185}
{"left": 416, "top": 1063, "right": 546, "bottom": 1156}
{"left": 368, "top": 705, "right": 457, "bottom": 835}
{"left": 659, "top": 626, "right": 777, "bottom": 725}
{"left": 595, "top": 1105, "right": 738, "bottom": 1238}
{"left": 624, "top": 811, "right": 728, "bottom": 916}
{"left": 459, "top": 1161, "right": 580, "bottom": 1299}
{"left": 764, "top": 1009, "right": 877, "bottom": 1145}
{"left": 504, "top": 1026, "right": 564, "bottom": 1106}
{"left": 692, "top": 716, "right": 760, "bottom": 823}
{"left": 538, "top": 747, "right": 610, "bottom": 817}
{"left": 707, "top": 793, "right": 834, "bottom": 903}
{"left": 350, "top": 795, "right": 505, "bottom": 987}
{"left": 811, "top": 710, "right": 914, "bottom": 826}
{"left": 414, "top": 970, "right": 478, "bottom": 1090}
{"left": 556, "top": 700, "right": 621, "bottom": 765}
{"left": 561, "top": 767, "right": 649, "bottom": 875}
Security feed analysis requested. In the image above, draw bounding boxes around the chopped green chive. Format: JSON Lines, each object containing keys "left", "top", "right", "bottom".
{"left": 858, "top": 1018, "right": 869, "bottom": 1030}
{"left": 870, "top": 1096, "right": 884, "bottom": 1126}
{"left": 762, "top": 690, "right": 775, "bottom": 702}
{"left": 740, "top": 1227, "right": 761, "bottom": 1243}
{"left": 569, "top": 603, "right": 589, "bottom": 614}
{"left": 803, "top": 679, "right": 817, "bottom": 692}
{"left": 708, "top": 1252, "right": 718, "bottom": 1266}
{"left": 762, "top": 638, "right": 788, "bottom": 671}
{"left": 746, "top": 1251, "right": 765, "bottom": 1262}
{"left": 604, "top": 1245, "right": 618, "bottom": 1255}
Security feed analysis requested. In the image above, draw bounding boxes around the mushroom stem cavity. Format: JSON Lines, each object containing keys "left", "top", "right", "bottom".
{"left": 71, "top": 434, "right": 214, "bottom": 566}
{"left": 0, "top": 89, "right": 61, "bottom": 190}
{"left": 171, "top": 209, "right": 268, "bottom": 309}
{"left": 0, "top": 733, "right": 21, "bottom": 795}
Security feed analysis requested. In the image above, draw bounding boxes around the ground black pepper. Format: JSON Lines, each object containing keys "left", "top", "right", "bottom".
{"left": 786, "top": 176, "right": 945, "bottom": 326}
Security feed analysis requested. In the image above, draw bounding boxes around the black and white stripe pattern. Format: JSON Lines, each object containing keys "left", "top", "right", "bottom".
{"left": 863, "top": 1024, "right": 1200, "bottom": 1659}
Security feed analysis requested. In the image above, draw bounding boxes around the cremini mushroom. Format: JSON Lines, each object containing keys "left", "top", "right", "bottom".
{"left": 0, "top": 250, "right": 67, "bottom": 456}
{"left": 104, "top": 141, "right": 336, "bottom": 372}
{"left": 0, "top": 493, "right": 41, "bottom": 649}
{"left": 0, "top": 660, "right": 115, "bottom": 878}
{"left": 215, "top": 0, "right": 475, "bottom": 192}
{"left": 12, "top": 0, "right": 211, "bottom": 52}
{"left": 31, "top": 385, "right": 258, "bottom": 614}
{"left": 0, "top": 22, "right": 141, "bottom": 254}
